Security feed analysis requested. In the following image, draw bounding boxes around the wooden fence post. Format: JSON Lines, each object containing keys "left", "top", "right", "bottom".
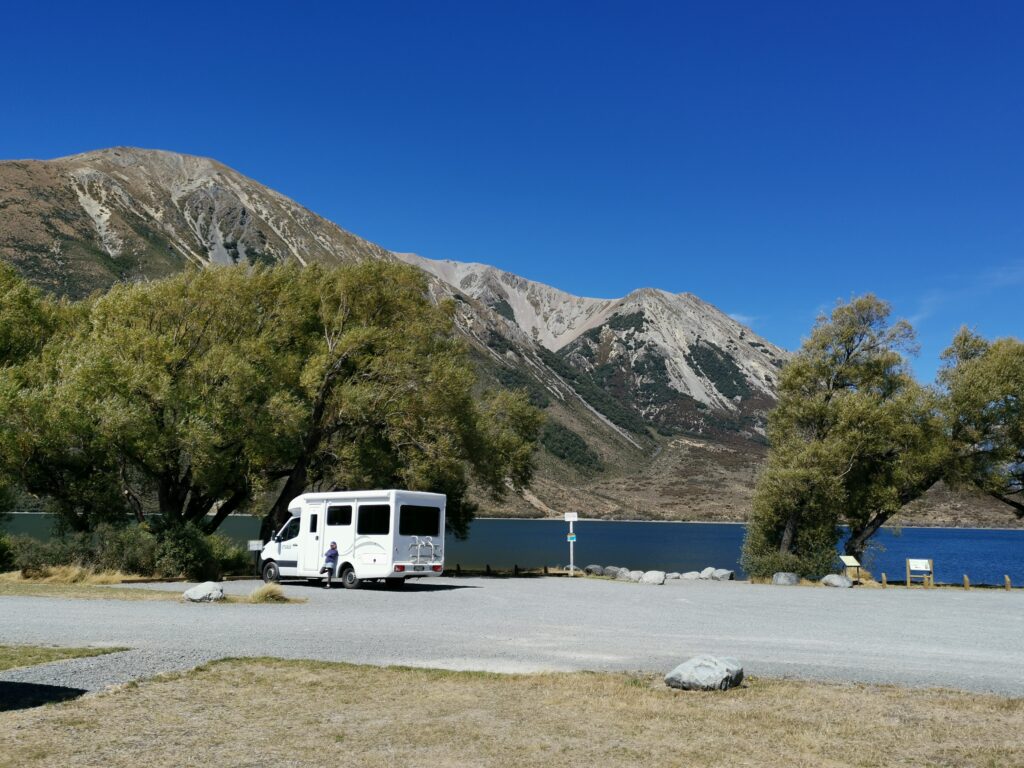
{"left": 963, "top": 574, "right": 970, "bottom": 590}
{"left": 1006, "top": 575, "right": 1012, "bottom": 591}
{"left": 881, "top": 573, "right": 887, "bottom": 588}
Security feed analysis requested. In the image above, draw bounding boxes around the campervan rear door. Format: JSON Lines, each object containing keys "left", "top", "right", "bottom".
{"left": 354, "top": 500, "right": 392, "bottom": 569}
{"left": 393, "top": 498, "right": 445, "bottom": 567}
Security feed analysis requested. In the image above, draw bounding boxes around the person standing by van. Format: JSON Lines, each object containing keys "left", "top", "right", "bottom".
{"left": 321, "top": 542, "right": 339, "bottom": 589}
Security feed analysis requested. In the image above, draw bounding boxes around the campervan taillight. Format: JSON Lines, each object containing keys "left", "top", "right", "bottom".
{"left": 432, "top": 565, "right": 442, "bottom": 572}
{"left": 394, "top": 565, "right": 406, "bottom": 572}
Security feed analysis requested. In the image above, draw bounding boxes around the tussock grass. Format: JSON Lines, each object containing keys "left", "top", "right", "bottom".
{"left": 0, "top": 566, "right": 132, "bottom": 585}
{"left": 1, "top": 658, "right": 1021, "bottom": 768}
{"left": 0, "top": 644, "right": 126, "bottom": 672}
{"left": 245, "top": 583, "right": 291, "bottom": 603}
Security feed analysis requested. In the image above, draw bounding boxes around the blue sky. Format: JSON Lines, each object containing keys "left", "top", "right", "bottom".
{"left": 2, "top": 1, "right": 1021, "bottom": 380}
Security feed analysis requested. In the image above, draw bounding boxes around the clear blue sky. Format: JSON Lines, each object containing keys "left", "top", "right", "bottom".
{"left": 2, "top": 1, "right": 1021, "bottom": 380}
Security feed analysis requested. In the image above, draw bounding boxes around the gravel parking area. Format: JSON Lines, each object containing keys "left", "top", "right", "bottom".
{"left": 2, "top": 576, "right": 1022, "bottom": 695}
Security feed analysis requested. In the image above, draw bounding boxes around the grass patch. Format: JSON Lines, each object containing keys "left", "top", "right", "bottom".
{"left": 0, "top": 644, "right": 126, "bottom": 672}
{"left": 0, "top": 658, "right": 1021, "bottom": 767}
{"left": 0, "top": 566, "right": 131, "bottom": 585}
{"left": 245, "top": 583, "right": 291, "bottom": 603}
{"left": 0, "top": 574, "right": 180, "bottom": 601}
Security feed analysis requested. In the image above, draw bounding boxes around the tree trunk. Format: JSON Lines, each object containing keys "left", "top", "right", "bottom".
{"left": 778, "top": 511, "right": 799, "bottom": 554}
{"left": 202, "top": 488, "right": 249, "bottom": 535}
{"left": 261, "top": 454, "right": 310, "bottom": 541}
{"left": 989, "top": 491, "right": 1024, "bottom": 518}
{"left": 844, "top": 511, "right": 893, "bottom": 561}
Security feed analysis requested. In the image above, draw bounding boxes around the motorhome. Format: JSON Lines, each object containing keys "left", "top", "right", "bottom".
{"left": 259, "top": 490, "right": 445, "bottom": 588}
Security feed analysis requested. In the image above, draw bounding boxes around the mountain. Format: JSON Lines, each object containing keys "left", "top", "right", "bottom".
{"left": 0, "top": 147, "right": 390, "bottom": 298}
{"left": 1, "top": 147, "right": 782, "bottom": 521}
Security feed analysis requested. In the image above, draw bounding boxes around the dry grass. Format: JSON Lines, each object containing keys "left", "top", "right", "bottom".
{"left": 246, "top": 583, "right": 291, "bottom": 603}
{"left": 2, "top": 658, "right": 1021, "bottom": 768}
{"left": 0, "top": 644, "right": 126, "bottom": 672}
{"left": 0, "top": 577, "right": 181, "bottom": 601}
{"left": 0, "top": 566, "right": 131, "bottom": 585}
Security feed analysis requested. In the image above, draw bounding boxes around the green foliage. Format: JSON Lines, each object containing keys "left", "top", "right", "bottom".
{"left": 208, "top": 533, "right": 252, "bottom": 576}
{"left": 11, "top": 535, "right": 53, "bottom": 578}
{"left": 539, "top": 347, "right": 648, "bottom": 434}
{"left": 0, "top": 533, "right": 13, "bottom": 572}
{"left": 940, "top": 329, "right": 1024, "bottom": 514}
{"left": 493, "top": 364, "right": 551, "bottom": 408}
{"left": 540, "top": 421, "right": 602, "bottom": 471}
{"left": 742, "top": 295, "right": 946, "bottom": 578}
{"left": 685, "top": 340, "right": 750, "bottom": 400}
{"left": 606, "top": 311, "right": 645, "bottom": 333}
{"left": 489, "top": 298, "right": 515, "bottom": 322}
{"left": 0, "top": 262, "right": 543, "bottom": 541}
{"left": 154, "top": 522, "right": 219, "bottom": 581}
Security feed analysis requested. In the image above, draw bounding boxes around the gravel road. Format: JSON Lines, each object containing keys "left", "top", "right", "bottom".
{"left": 2, "top": 577, "right": 1023, "bottom": 696}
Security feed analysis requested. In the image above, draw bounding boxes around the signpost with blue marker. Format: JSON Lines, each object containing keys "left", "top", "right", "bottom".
{"left": 565, "top": 512, "right": 578, "bottom": 576}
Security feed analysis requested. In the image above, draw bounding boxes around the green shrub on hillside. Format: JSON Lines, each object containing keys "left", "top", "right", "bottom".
{"left": 538, "top": 347, "right": 648, "bottom": 434}
{"left": 541, "top": 422, "right": 603, "bottom": 471}
{"left": 0, "top": 533, "right": 14, "bottom": 572}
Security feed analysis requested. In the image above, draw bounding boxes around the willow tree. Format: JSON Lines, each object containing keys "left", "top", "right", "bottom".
{"left": 1, "top": 261, "right": 541, "bottom": 538}
{"left": 941, "top": 329, "right": 1024, "bottom": 517}
{"left": 741, "top": 296, "right": 946, "bottom": 578}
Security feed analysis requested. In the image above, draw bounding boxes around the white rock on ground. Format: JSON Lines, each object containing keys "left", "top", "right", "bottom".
{"left": 183, "top": 582, "right": 225, "bottom": 602}
{"left": 699, "top": 567, "right": 716, "bottom": 579}
{"left": 603, "top": 566, "right": 621, "bottom": 577}
{"left": 584, "top": 564, "right": 604, "bottom": 576}
{"left": 772, "top": 572, "right": 800, "bottom": 586}
{"left": 821, "top": 574, "right": 853, "bottom": 588}
{"left": 640, "top": 571, "right": 666, "bottom": 585}
{"left": 628, "top": 570, "right": 644, "bottom": 582}
{"left": 712, "top": 569, "right": 735, "bottom": 581}
{"left": 665, "top": 572, "right": 681, "bottom": 579}
{"left": 681, "top": 571, "right": 701, "bottom": 580}
{"left": 616, "top": 568, "right": 633, "bottom": 581}
{"left": 665, "top": 655, "right": 744, "bottom": 691}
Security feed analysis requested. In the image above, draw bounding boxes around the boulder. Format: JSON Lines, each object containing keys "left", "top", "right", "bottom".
{"left": 771, "top": 572, "right": 800, "bottom": 586}
{"left": 665, "top": 655, "right": 744, "bottom": 691}
{"left": 699, "top": 567, "right": 716, "bottom": 580}
{"left": 183, "top": 581, "right": 225, "bottom": 602}
{"left": 584, "top": 564, "right": 604, "bottom": 576}
{"left": 665, "top": 572, "right": 681, "bottom": 580}
{"left": 711, "top": 569, "right": 735, "bottom": 582}
{"left": 628, "top": 570, "right": 644, "bottom": 582}
{"left": 821, "top": 574, "right": 853, "bottom": 588}
{"left": 616, "top": 568, "right": 633, "bottom": 581}
{"left": 640, "top": 570, "right": 666, "bottom": 585}
{"left": 603, "top": 566, "right": 621, "bottom": 577}
{"left": 681, "top": 571, "right": 701, "bottom": 580}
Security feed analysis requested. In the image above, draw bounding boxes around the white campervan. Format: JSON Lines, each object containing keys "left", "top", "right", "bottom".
{"left": 259, "top": 490, "right": 446, "bottom": 588}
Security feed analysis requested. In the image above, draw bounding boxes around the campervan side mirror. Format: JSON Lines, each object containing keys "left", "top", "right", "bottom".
{"left": 273, "top": 535, "right": 282, "bottom": 543}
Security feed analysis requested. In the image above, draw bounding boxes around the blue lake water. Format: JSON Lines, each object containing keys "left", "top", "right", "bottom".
{"left": 5, "top": 514, "right": 1022, "bottom": 586}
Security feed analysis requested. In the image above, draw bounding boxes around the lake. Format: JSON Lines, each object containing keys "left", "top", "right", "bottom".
{"left": 4, "top": 514, "right": 1022, "bottom": 586}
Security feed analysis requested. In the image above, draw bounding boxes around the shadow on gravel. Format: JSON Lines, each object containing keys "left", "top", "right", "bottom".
{"left": 0, "top": 682, "right": 88, "bottom": 711}
{"left": 291, "top": 581, "right": 480, "bottom": 593}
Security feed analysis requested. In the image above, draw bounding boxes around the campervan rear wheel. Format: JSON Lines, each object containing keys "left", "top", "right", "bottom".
{"left": 341, "top": 566, "right": 360, "bottom": 590}
{"left": 262, "top": 561, "right": 280, "bottom": 583}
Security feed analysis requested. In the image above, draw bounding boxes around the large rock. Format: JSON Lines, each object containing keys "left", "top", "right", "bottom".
{"left": 640, "top": 570, "right": 666, "bottom": 585}
{"left": 711, "top": 569, "right": 735, "bottom": 581}
{"left": 183, "top": 581, "right": 225, "bottom": 602}
{"left": 699, "top": 567, "right": 716, "bottom": 580}
{"left": 771, "top": 572, "right": 800, "bottom": 586}
{"left": 616, "top": 568, "right": 633, "bottom": 581}
{"left": 584, "top": 564, "right": 604, "bottom": 576}
{"left": 628, "top": 570, "right": 644, "bottom": 582}
{"left": 665, "top": 656, "right": 744, "bottom": 691}
{"left": 603, "top": 566, "right": 621, "bottom": 578}
{"left": 821, "top": 574, "right": 853, "bottom": 588}
{"left": 665, "top": 572, "right": 681, "bottom": 580}
{"left": 681, "top": 571, "right": 702, "bottom": 580}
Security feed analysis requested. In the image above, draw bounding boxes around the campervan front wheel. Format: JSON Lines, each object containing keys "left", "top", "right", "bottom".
{"left": 340, "top": 566, "right": 360, "bottom": 590}
{"left": 261, "top": 561, "right": 280, "bottom": 583}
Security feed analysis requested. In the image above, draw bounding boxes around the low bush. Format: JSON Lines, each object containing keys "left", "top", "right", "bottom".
{"left": 0, "top": 534, "right": 13, "bottom": 572}
{"left": 209, "top": 534, "right": 252, "bottom": 576}
{"left": 155, "top": 523, "right": 219, "bottom": 581}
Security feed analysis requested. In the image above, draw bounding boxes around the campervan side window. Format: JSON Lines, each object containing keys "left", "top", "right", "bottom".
{"left": 279, "top": 518, "right": 300, "bottom": 541}
{"left": 308, "top": 514, "right": 318, "bottom": 533}
{"left": 357, "top": 504, "right": 390, "bottom": 535}
{"left": 399, "top": 505, "right": 441, "bottom": 537}
{"left": 327, "top": 505, "right": 352, "bottom": 526}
